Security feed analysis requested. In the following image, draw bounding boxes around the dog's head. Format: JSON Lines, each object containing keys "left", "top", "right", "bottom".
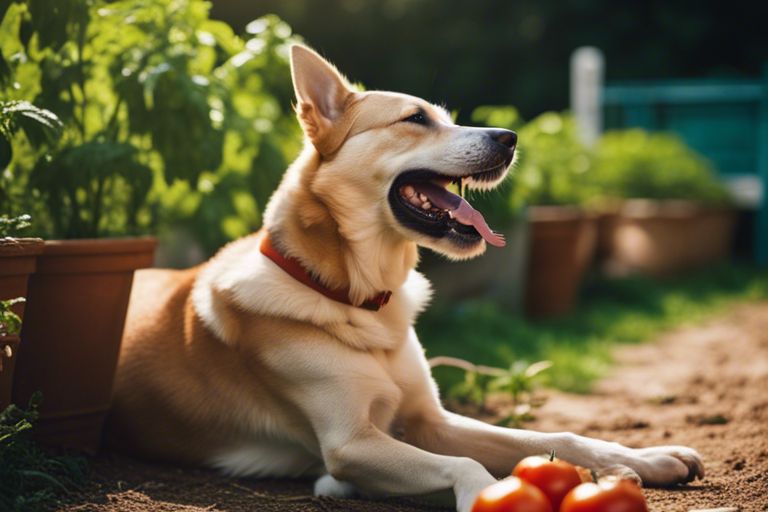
{"left": 290, "top": 45, "right": 516, "bottom": 261}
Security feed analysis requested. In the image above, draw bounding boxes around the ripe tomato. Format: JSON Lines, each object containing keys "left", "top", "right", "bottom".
{"left": 471, "top": 477, "right": 553, "bottom": 512}
{"left": 560, "top": 478, "right": 649, "bottom": 512}
{"left": 512, "top": 455, "right": 583, "bottom": 510}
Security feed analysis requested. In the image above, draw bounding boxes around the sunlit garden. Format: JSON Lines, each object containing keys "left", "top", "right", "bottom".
{"left": 1, "top": 1, "right": 767, "bottom": 511}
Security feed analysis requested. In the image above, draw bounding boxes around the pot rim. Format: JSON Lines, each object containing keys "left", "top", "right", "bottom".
{"left": 529, "top": 205, "right": 595, "bottom": 223}
{"left": 0, "top": 237, "right": 45, "bottom": 257}
{"left": 621, "top": 199, "right": 734, "bottom": 219}
{"left": 43, "top": 236, "right": 158, "bottom": 256}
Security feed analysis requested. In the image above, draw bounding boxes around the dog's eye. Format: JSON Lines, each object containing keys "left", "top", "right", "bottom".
{"left": 402, "top": 112, "right": 428, "bottom": 125}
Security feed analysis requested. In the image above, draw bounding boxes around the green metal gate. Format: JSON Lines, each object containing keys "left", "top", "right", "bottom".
{"left": 603, "top": 68, "right": 768, "bottom": 265}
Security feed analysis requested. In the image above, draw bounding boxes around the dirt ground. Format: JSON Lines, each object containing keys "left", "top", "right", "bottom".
{"left": 59, "top": 303, "right": 768, "bottom": 512}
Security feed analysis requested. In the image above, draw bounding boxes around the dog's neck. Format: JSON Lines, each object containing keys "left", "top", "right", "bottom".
{"left": 262, "top": 145, "right": 419, "bottom": 306}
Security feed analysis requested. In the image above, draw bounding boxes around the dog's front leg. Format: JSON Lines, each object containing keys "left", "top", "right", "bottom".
{"left": 316, "top": 424, "right": 497, "bottom": 512}
{"left": 406, "top": 410, "right": 704, "bottom": 486}
{"left": 273, "top": 341, "right": 495, "bottom": 512}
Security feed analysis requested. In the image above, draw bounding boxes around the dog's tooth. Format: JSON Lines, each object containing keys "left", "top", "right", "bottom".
{"left": 402, "top": 185, "right": 415, "bottom": 198}
{"left": 418, "top": 193, "right": 428, "bottom": 202}
{"left": 421, "top": 201, "right": 432, "bottom": 210}
{"left": 408, "top": 195, "right": 422, "bottom": 207}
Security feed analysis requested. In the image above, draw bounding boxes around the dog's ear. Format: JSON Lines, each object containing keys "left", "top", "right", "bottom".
{"left": 290, "top": 45, "right": 355, "bottom": 155}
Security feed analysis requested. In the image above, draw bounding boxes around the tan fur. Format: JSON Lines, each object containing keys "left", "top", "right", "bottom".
{"left": 111, "top": 45, "right": 704, "bottom": 511}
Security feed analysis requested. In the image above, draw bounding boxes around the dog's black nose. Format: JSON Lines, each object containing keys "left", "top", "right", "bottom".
{"left": 489, "top": 129, "right": 517, "bottom": 149}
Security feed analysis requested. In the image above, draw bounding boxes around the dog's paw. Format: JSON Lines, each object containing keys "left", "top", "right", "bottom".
{"left": 619, "top": 445, "right": 705, "bottom": 486}
{"left": 313, "top": 474, "right": 358, "bottom": 498}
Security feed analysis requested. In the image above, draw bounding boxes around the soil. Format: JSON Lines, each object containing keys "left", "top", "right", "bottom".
{"left": 58, "top": 303, "right": 768, "bottom": 512}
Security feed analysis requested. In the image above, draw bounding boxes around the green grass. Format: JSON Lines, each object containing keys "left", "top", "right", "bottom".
{"left": 418, "top": 265, "right": 768, "bottom": 394}
{"left": 0, "top": 395, "right": 87, "bottom": 512}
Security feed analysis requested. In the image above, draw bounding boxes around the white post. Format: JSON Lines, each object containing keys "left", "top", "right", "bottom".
{"left": 570, "top": 46, "right": 604, "bottom": 147}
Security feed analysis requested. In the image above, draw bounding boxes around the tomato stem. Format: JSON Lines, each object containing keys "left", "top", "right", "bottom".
{"left": 549, "top": 449, "right": 556, "bottom": 462}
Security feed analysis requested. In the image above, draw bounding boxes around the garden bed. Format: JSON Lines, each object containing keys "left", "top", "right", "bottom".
{"left": 56, "top": 302, "right": 768, "bottom": 512}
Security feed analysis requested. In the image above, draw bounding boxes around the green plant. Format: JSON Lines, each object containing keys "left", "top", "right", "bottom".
{"left": 0, "top": 101, "right": 62, "bottom": 208}
{"left": 0, "top": 394, "right": 87, "bottom": 511}
{"left": 589, "top": 129, "right": 730, "bottom": 205}
{"left": 429, "top": 356, "right": 551, "bottom": 427}
{"left": 1, "top": 1, "right": 300, "bottom": 247}
{"left": 0, "top": 213, "right": 31, "bottom": 238}
{"left": 511, "top": 111, "right": 594, "bottom": 208}
{"left": 0, "top": 297, "right": 24, "bottom": 336}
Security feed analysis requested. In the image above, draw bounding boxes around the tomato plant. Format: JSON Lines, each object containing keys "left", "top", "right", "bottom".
{"left": 512, "top": 454, "right": 583, "bottom": 510}
{"left": 472, "top": 476, "right": 553, "bottom": 512}
{"left": 560, "top": 478, "right": 648, "bottom": 512}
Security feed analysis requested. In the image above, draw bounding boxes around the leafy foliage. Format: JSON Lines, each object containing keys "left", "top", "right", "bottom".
{"left": 430, "top": 356, "right": 551, "bottom": 427}
{"left": 0, "top": 101, "right": 62, "bottom": 207}
{"left": 589, "top": 129, "right": 731, "bottom": 204}
{"left": 0, "top": 297, "right": 24, "bottom": 336}
{"left": 0, "top": 394, "right": 87, "bottom": 512}
{"left": 1, "top": 1, "right": 300, "bottom": 247}
{"left": 509, "top": 112, "right": 594, "bottom": 208}
{"left": 0, "top": 213, "right": 31, "bottom": 237}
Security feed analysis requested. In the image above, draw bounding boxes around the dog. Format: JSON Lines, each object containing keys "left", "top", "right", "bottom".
{"left": 110, "top": 45, "right": 704, "bottom": 512}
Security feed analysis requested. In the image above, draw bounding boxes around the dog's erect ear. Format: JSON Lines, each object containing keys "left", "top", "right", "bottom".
{"left": 290, "top": 45, "right": 355, "bottom": 154}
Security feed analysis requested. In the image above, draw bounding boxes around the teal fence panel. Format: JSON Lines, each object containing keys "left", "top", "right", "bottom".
{"left": 603, "top": 69, "right": 768, "bottom": 265}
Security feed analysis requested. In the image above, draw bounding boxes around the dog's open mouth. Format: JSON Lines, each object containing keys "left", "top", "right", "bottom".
{"left": 388, "top": 166, "right": 507, "bottom": 248}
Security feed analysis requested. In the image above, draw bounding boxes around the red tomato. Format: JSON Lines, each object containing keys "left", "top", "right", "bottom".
{"left": 560, "top": 478, "right": 649, "bottom": 512}
{"left": 472, "top": 477, "right": 553, "bottom": 512}
{"left": 512, "top": 455, "right": 583, "bottom": 510}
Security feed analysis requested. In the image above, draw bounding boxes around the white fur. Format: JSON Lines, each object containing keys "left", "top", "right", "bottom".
{"left": 210, "top": 439, "right": 322, "bottom": 478}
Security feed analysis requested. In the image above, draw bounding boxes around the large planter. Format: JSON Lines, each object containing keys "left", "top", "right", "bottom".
{"left": 13, "top": 237, "right": 156, "bottom": 453}
{"left": 601, "top": 200, "right": 736, "bottom": 276}
{"left": 419, "top": 217, "right": 530, "bottom": 311}
{"left": 525, "top": 206, "right": 597, "bottom": 318}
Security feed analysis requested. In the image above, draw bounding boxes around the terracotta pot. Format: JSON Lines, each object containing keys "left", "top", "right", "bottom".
{"left": 0, "top": 334, "right": 20, "bottom": 409}
{"left": 13, "top": 237, "right": 156, "bottom": 452}
{"left": 0, "top": 238, "right": 44, "bottom": 408}
{"left": 0, "top": 238, "right": 45, "bottom": 319}
{"left": 604, "top": 200, "right": 736, "bottom": 276}
{"left": 525, "top": 206, "right": 597, "bottom": 318}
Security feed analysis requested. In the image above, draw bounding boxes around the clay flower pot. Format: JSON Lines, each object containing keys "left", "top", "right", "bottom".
{"left": 524, "top": 206, "right": 597, "bottom": 318}
{"left": 602, "top": 200, "right": 736, "bottom": 276}
{"left": 13, "top": 237, "right": 156, "bottom": 453}
{"left": 0, "top": 237, "right": 45, "bottom": 319}
{"left": 0, "top": 238, "right": 44, "bottom": 409}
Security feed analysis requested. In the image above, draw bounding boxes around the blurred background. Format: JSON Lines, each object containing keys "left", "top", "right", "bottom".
{"left": 1, "top": 0, "right": 768, "bottom": 395}
{"left": 212, "top": 0, "right": 768, "bottom": 121}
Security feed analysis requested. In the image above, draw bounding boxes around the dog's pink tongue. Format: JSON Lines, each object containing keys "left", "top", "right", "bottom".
{"left": 412, "top": 182, "right": 506, "bottom": 248}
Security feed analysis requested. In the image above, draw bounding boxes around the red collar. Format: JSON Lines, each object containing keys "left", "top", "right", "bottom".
{"left": 259, "top": 232, "right": 392, "bottom": 311}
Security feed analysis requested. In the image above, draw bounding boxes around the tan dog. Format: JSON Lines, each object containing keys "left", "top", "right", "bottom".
{"left": 111, "top": 45, "right": 704, "bottom": 512}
